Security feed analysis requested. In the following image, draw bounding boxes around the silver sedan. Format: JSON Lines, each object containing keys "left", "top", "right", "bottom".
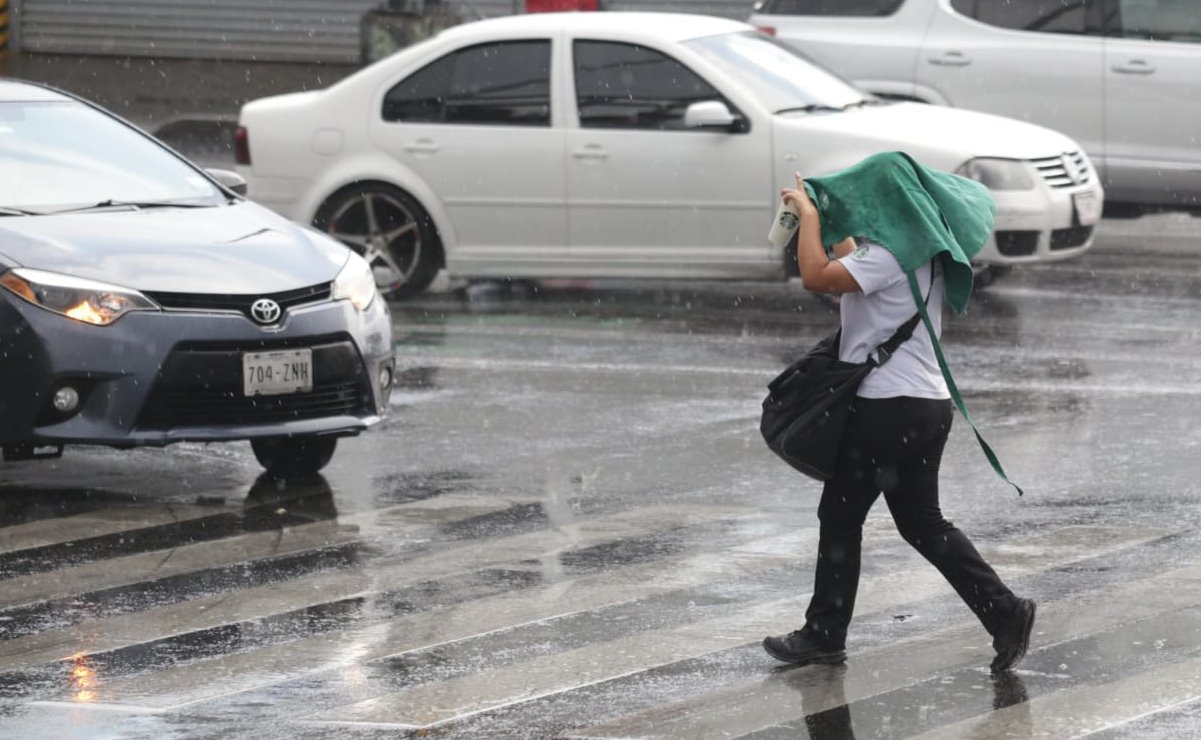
{"left": 0, "top": 80, "right": 395, "bottom": 475}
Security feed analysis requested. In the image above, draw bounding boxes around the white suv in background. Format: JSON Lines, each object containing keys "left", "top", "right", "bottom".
{"left": 749, "top": 0, "right": 1201, "bottom": 216}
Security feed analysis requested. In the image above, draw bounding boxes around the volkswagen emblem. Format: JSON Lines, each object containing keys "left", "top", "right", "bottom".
{"left": 1062, "top": 154, "right": 1086, "bottom": 185}
{"left": 249, "top": 298, "right": 283, "bottom": 325}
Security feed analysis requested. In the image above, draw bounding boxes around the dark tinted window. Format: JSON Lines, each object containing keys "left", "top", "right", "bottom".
{"left": 382, "top": 41, "right": 551, "bottom": 126}
{"left": 1112, "top": 0, "right": 1201, "bottom": 43}
{"left": 950, "top": 0, "right": 1093, "bottom": 34}
{"left": 757, "top": 0, "right": 903, "bottom": 16}
{"left": 382, "top": 55, "right": 453, "bottom": 123}
{"left": 574, "top": 41, "right": 726, "bottom": 130}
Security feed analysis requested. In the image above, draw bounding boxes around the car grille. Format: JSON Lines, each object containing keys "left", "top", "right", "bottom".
{"left": 138, "top": 382, "right": 364, "bottom": 428}
{"left": 144, "top": 283, "right": 333, "bottom": 320}
{"left": 1051, "top": 225, "right": 1094, "bottom": 250}
{"left": 995, "top": 231, "right": 1039, "bottom": 257}
{"left": 1031, "top": 152, "right": 1091, "bottom": 189}
{"left": 136, "top": 335, "right": 371, "bottom": 429}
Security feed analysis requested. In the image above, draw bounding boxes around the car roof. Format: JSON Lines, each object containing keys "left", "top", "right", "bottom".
{"left": 439, "top": 11, "right": 753, "bottom": 43}
{"left": 0, "top": 79, "right": 73, "bottom": 103}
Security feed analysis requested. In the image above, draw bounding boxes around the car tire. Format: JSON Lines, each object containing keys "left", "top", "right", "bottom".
{"left": 251, "top": 436, "right": 338, "bottom": 476}
{"left": 973, "top": 264, "right": 1011, "bottom": 290}
{"left": 313, "top": 183, "right": 442, "bottom": 300}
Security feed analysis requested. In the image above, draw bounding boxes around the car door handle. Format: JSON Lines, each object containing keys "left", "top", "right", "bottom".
{"left": 928, "top": 51, "right": 971, "bottom": 67}
{"left": 403, "top": 139, "right": 440, "bottom": 154}
{"left": 1111, "top": 59, "right": 1156, "bottom": 75}
{"left": 572, "top": 145, "right": 609, "bottom": 161}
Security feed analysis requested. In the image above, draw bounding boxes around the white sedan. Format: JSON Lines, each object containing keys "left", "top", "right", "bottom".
{"left": 236, "top": 12, "right": 1104, "bottom": 299}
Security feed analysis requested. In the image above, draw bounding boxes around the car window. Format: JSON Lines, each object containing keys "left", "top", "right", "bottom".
{"left": 573, "top": 41, "right": 728, "bottom": 131}
{"left": 382, "top": 40, "right": 551, "bottom": 126}
{"left": 754, "top": 0, "right": 903, "bottom": 16}
{"left": 685, "top": 31, "right": 868, "bottom": 113}
{"left": 0, "top": 101, "right": 222, "bottom": 212}
{"left": 1111, "top": 0, "right": 1201, "bottom": 43}
{"left": 950, "top": 0, "right": 1096, "bottom": 34}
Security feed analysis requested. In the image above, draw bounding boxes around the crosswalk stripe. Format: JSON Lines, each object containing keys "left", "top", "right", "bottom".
{"left": 909, "top": 634, "right": 1201, "bottom": 739}
{"left": 571, "top": 549, "right": 1201, "bottom": 739}
{"left": 59, "top": 529, "right": 820, "bottom": 710}
{"left": 0, "top": 491, "right": 538, "bottom": 611}
{"left": 0, "top": 504, "right": 753, "bottom": 671}
{"left": 301, "top": 525, "right": 1168, "bottom": 729}
{"left": 0, "top": 520, "right": 355, "bottom": 613}
{"left": 0, "top": 504, "right": 232, "bottom": 556}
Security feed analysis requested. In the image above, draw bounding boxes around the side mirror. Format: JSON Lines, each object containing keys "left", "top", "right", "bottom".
{"left": 683, "top": 101, "right": 741, "bottom": 131}
{"left": 206, "top": 168, "right": 248, "bottom": 196}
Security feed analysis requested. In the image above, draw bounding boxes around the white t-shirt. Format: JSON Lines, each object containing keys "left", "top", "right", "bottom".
{"left": 837, "top": 240, "right": 949, "bottom": 400}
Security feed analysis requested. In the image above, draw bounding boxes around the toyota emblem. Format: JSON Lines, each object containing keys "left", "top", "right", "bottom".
{"left": 250, "top": 298, "right": 283, "bottom": 325}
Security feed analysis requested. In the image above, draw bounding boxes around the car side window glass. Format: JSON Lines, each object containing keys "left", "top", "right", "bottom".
{"left": 574, "top": 41, "right": 726, "bottom": 131}
{"left": 757, "top": 0, "right": 903, "bottom": 16}
{"left": 382, "top": 41, "right": 551, "bottom": 126}
{"left": 950, "top": 0, "right": 1092, "bottom": 34}
{"left": 382, "top": 55, "right": 453, "bottom": 123}
{"left": 1113, "top": 0, "right": 1201, "bottom": 43}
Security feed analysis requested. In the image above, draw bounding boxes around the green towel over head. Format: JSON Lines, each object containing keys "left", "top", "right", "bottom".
{"left": 803, "top": 151, "right": 996, "bottom": 314}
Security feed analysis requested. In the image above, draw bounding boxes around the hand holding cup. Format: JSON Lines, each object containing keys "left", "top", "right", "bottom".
{"left": 769, "top": 172, "right": 816, "bottom": 248}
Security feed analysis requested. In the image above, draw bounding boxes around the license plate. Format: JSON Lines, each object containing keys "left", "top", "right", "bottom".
{"left": 1073, "top": 191, "right": 1102, "bottom": 226}
{"left": 242, "top": 349, "right": 313, "bottom": 396}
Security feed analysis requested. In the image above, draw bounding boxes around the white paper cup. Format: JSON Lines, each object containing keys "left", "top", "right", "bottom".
{"left": 767, "top": 199, "right": 800, "bottom": 248}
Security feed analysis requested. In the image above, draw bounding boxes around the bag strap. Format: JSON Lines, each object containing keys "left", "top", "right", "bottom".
{"left": 906, "top": 270, "right": 1024, "bottom": 497}
{"left": 871, "top": 270, "right": 932, "bottom": 368}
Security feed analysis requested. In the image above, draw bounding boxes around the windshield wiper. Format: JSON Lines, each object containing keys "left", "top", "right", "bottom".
{"left": 775, "top": 104, "right": 847, "bottom": 115}
{"left": 46, "top": 199, "right": 212, "bottom": 215}
{"left": 0, "top": 206, "right": 41, "bottom": 216}
{"left": 842, "top": 99, "right": 886, "bottom": 109}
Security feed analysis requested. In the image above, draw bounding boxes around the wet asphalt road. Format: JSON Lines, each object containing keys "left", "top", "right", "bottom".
{"left": 2, "top": 214, "right": 1201, "bottom": 739}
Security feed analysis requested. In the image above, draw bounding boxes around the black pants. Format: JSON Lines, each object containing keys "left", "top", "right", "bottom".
{"left": 804, "top": 396, "right": 1018, "bottom": 647}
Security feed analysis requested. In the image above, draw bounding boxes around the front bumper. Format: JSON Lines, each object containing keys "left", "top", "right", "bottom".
{"left": 976, "top": 181, "right": 1104, "bottom": 265}
{"left": 0, "top": 293, "right": 394, "bottom": 448}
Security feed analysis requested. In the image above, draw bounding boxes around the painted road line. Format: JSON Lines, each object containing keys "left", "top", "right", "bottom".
{"left": 570, "top": 548, "right": 1201, "bottom": 739}
{"left": 0, "top": 504, "right": 233, "bottom": 555}
{"left": 0, "top": 504, "right": 753, "bottom": 671}
{"left": 0, "top": 492, "right": 538, "bottom": 610}
{"left": 61, "top": 529, "right": 821, "bottom": 710}
{"left": 0, "top": 492, "right": 535, "bottom": 612}
{"left": 910, "top": 649, "right": 1201, "bottom": 739}
{"left": 303, "top": 526, "right": 1169, "bottom": 729}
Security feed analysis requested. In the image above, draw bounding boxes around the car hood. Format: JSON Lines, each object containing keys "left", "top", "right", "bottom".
{"left": 778, "top": 101, "right": 1083, "bottom": 168}
{"left": 0, "top": 201, "right": 349, "bottom": 294}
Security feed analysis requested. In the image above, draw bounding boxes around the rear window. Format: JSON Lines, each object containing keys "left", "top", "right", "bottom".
{"left": 754, "top": 0, "right": 904, "bottom": 16}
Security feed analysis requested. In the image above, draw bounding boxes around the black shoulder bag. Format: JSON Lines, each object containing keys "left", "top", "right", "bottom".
{"left": 760, "top": 282, "right": 930, "bottom": 481}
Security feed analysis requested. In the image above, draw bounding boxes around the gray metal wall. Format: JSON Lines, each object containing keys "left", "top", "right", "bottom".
{"left": 15, "top": 0, "right": 753, "bottom": 63}
{"left": 16, "top": 0, "right": 380, "bottom": 62}
{"left": 464, "top": 0, "right": 751, "bottom": 19}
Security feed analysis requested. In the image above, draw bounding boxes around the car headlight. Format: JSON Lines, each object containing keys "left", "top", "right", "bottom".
{"left": 0, "top": 268, "right": 158, "bottom": 326}
{"left": 956, "top": 158, "right": 1036, "bottom": 191}
{"left": 331, "top": 253, "right": 378, "bottom": 311}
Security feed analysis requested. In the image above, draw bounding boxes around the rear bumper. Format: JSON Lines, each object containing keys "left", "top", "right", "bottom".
{"left": 0, "top": 294, "right": 393, "bottom": 448}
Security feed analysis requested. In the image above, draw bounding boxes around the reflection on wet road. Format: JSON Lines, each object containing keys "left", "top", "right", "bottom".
{"left": 3, "top": 225, "right": 1201, "bottom": 738}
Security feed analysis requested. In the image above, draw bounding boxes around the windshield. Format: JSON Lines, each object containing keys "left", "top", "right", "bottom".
{"left": 0, "top": 100, "right": 224, "bottom": 213}
{"left": 685, "top": 31, "right": 870, "bottom": 113}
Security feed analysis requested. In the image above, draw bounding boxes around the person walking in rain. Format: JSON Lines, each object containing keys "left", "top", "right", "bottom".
{"left": 762, "top": 152, "right": 1036, "bottom": 674}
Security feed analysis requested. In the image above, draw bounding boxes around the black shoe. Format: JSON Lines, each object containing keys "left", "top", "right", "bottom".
{"left": 763, "top": 629, "right": 847, "bottom": 666}
{"left": 990, "top": 598, "right": 1036, "bottom": 674}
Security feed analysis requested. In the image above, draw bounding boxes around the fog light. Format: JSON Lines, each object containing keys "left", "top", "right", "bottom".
{"left": 379, "top": 367, "right": 393, "bottom": 390}
{"left": 53, "top": 386, "right": 81, "bottom": 413}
